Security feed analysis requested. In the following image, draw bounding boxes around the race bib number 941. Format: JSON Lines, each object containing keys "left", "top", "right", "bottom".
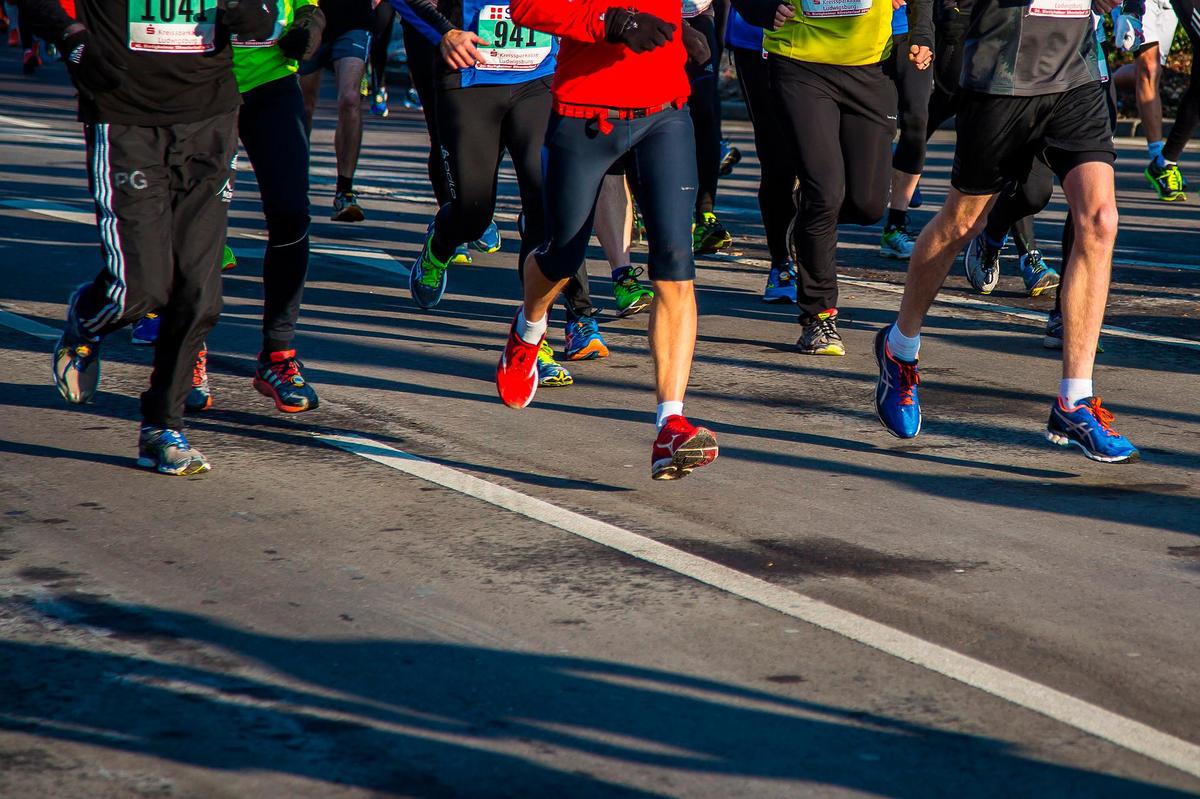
{"left": 129, "top": 0, "right": 217, "bottom": 53}
{"left": 475, "top": 5, "right": 552, "bottom": 71}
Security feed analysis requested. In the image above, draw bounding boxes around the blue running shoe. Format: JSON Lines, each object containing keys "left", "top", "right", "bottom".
{"left": 470, "top": 219, "right": 502, "bottom": 253}
{"left": 137, "top": 426, "right": 211, "bottom": 475}
{"left": 910, "top": 182, "right": 923, "bottom": 209}
{"left": 1046, "top": 396, "right": 1139, "bottom": 463}
{"left": 564, "top": 315, "right": 609, "bottom": 361}
{"left": 874, "top": 324, "right": 921, "bottom": 439}
{"left": 53, "top": 285, "right": 102, "bottom": 405}
{"left": 763, "top": 260, "right": 797, "bottom": 303}
{"left": 450, "top": 243, "right": 472, "bottom": 265}
{"left": 409, "top": 226, "right": 451, "bottom": 309}
{"left": 131, "top": 313, "right": 160, "bottom": 346}
{"left": 536, "top": 341, "right": 573, "bottom": 387}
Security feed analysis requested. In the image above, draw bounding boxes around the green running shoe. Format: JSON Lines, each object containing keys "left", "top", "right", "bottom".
{"left": 221, "top": 244, "right": 237, "bottom": 271}
{"left": 692, "top": 211, "right": 732, "bottom": 255}
{"left": 1145, "top": 160, "right": 1186, "bottom": 202}
{"left": 536, "top": 341, "right": 573, "bottom": 387}
{"left": 409, "top": 227, "right": 451, "bottom": 309}
{"left": 612, "top": 265, "right": 654, "bottom": 317}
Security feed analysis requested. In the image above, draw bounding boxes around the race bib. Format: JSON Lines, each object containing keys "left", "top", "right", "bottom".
{"left": 129, "top": 0, "right": 217, "bottom": 53}
{"left": 475, "top": 4, "right": 552, "bottom": 71}
{"left": 799, "top": 0, "right": 872, "bottom": 19}
{"left": 682, "top": 0, "right": 714, "bottom": 18}
{"left": 1028, "top": 0, "right": 1090, "bottom": 17}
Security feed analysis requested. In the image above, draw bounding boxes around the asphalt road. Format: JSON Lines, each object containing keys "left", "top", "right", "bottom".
{"left": 1, "top": 49, "right": 1199, "bottom": 798}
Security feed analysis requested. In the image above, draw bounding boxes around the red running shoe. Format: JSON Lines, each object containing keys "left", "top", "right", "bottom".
{"left": 651, "top": 415, "right": 718, "bottom": 480}
{"left": 496, "top": 312, "right": 541, "bottom": 409}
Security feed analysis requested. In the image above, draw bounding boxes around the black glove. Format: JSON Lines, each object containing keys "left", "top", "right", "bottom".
{"left": 604, "top": 7, "right": 675, "bottom": 53}
{"left": 61, "top": 28, "right": 124, "bottom": 98}
{"left": 277, "top": 3, "right": 324, "bottom": 60}
{"left": 223, "top": 0, "right": 279, "bottom": 42}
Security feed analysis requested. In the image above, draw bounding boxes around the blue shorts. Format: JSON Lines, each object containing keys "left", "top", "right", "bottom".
{"left": 298, "top": 29, "right": 371, "bottom": 75}
{"left": 535, "top": 107, "right": 698, "bottom": 283}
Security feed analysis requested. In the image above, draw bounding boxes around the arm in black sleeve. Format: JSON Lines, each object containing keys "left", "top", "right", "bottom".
{"left": 730, "top": 0, "right": 782, "bottom": 30}
{"left": 1119, "top": 0, "right": 1144, "bottom": 15}
{"left": 405, "top": 0, "right": 454, "bottom": 37}
{"left": 906, "top": 0, "right": 934, "bottom": 50}
{"left": 15, "top": 0, "right": 76, "bottom": 42}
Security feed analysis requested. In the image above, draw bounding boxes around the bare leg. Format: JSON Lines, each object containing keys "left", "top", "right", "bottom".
{"left": 333, "top": 57, "right": 366, "bottom": 183}
{"left": 521, "top": 253, "right": 571, "bottom": 324}
{"left": 648, "top": 280, "right": 697, "bottom": 404}
{"left": 1058, "top": 161, "right": 1118, "bottom": 381}
{"left": 888, "top": 170, "right": 921, "bottom": 214}
{"left": 896, "top": 189, "right": 996, "bottom": 336}
{"left": 1135, "top": 46, "right": 1164, "bottom": 145}
{"left": 595, "top": 174, "right": 633, "bottom": 269}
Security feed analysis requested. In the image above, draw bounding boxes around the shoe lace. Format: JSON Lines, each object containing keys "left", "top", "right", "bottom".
{"left": 897, "top": 362, "right": 920, "bottom": 406}
{"left": 810, "top": 316, "right": 839, "bottom": 341}
{"left": 1086, "top": 397, "right": 1119, "bottom": 437}
{"left": 1165, "top": 165, "right": 1184, "bottom": 192}
{"left": 268, "top": 355, "right": 302, "bottom": 383}
{"left": 418, "top": 256, "right": 447, "bottom": 288}
{"left": 192, "top": 351, "right": 207, "bottom": 387}
{"left": 618, "top": 266, "right": 646, "bottom": 289}
{"left": 574, "top": 316, "right": 599, "bottom": 337}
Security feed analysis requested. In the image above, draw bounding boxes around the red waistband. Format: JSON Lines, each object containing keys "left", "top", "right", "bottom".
{"left": 554, "top": 98, "right": 686, "bottom": 134}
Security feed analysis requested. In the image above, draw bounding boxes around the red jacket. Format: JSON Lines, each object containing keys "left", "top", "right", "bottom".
{"left": 510, "top": 0, "right": 689, "bottom": 109}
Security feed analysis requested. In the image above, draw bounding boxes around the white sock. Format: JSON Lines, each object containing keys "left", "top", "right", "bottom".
{"left": 656, "top": 401, "right": 684, "bottom": 429}
{"left": 1060, "top": 378, "right": 1093, "bottom": 407}
{"left": 886, "top": 323, "right": 920, "bottom": 362}
{"left": 516, "top": 308, "right": 547, "bottom": 346}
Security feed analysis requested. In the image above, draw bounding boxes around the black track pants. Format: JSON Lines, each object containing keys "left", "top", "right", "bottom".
{"left": 370, "top": 1, "right": 395, "bottom": 93}
{"left": 402, "top": 22, "right": 450, "bottom": 206}
{"left": 432, "top": 78, "right": 592, "bottom": 317}
{"left": 239, "top": 75, "right": 311, "bottom": 354}
{"left": 890, "top": 33, "right": 933, "bottom": 175}
{"left": 771, "top": 56, "right": 896, "bottom": 319}
{"left": 76, "top": 111, "right": 238, "bottom": 430}
{"left": 1164, "top": 0, "right": 1200, "bottom": 162}
{"left": 734, "top": 45, "right": 797, "bottom": 264}
{"left": 686, "top": 9, "right": 722, "bottom": 218}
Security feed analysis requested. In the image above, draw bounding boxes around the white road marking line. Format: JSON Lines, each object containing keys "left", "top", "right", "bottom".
{"left": 0, "top": 310, "right": 59, "bottom": 340}
{"left": 0, "top": 115, "right": 50, "bottom": 129}
{"left": 0, "top": 198, "right": 94, "bottom": 225}
{"left": 319, "top": 432, "right": 1200, "bottom": 780}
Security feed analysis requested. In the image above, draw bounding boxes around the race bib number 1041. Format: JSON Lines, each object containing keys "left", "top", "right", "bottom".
{"left": 129, "top": 0, "right": 217, "bottom": 53}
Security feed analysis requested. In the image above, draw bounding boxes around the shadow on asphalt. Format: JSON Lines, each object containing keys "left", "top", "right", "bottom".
{"left": 0, "top": 595, "right": 1193, "bottom": 798}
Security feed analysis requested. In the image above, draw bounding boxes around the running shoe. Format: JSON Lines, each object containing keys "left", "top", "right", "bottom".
{"left": 763, "top": 260, "right": 797, "bottom": 303}
{"left": 1020, "top": 250, "right": 1059, "bottom": 297}
{"left": 963, "top": 234, "right": 1001, "bottom": 294}
{"left": 403, "top": 88, "right": 422, "bottom": 110}
{"left": 409, "top": 227, "right": 450, "bottom": 309}
{"left": 496, "top": 313, "right": 542, "bottom": 409}
{"left": 222, "top": 244, "right": 237, "bottom": 271}
{"left": 873, "top": 324, "right": 921, "bottom": 439}
{"left": 1045, "top": 396, "right": 1139, "bottom": 463}
{"left": 21, "top": 43, "right": 40, "bottom": 75}
{"left": 7, "top": 29, "right": 19, "bottom": 47}
{"left": 53, "top": 286, "right": 101, "bottom": 405}
{"left": 450, "top": 244, "right": 472, "bottom": 265}
{"left": 185, "top": 349, "right": 212, "bottom": 412}
{"left": 797, "top": 309, "right": 845, "bottom": 356}
{"left": 632, "top": 203, "right": 646, "bottom": 246}
{"left": 1043, "top": 311, "right": 1104, "bottom": 352}
{"left": 651, "top": 415, "right": 718, "bottom": 481}
{"left": 718, "top": 140, "right": 741, "bottom": 176}
{"left": 536, "top": 341, "right": 574, "bottom": 387}
{"left": 332, "top": 191, "right": 365, "bottom": 222}
{"left": 692, "top": 212, "right": 732, "bottom": 255}
{"left": 563, "top": 315, "right": 609, "bottom": 361}
{"left": 137, "top": 427, "right": 211, "bottom": 476}
{"left": 1144, "top": 160, "right": 1186, "bottom": 202}
{"left": 359, "top": 73, "right": 370, "bottom": 97}
{"left": 880, "top": 223, "right": 916, "bottom": 260}
{"left": 370, "top": 87, "right": 389, "bottom": 118}
{"left": 470, "top": 219, "right": 502, "bottom": 253}
{"left": 130, "top": 313, "right": 160, "bottom": 346}
{"left": 254, "top": 349, "right": 319, "bottom": 413}
{"left": 613, "top": 265, "right": 654, "bottom": 317}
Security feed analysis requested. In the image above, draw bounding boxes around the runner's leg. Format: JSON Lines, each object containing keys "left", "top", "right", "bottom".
{"left": 401, "top": 22, "right": 449, "bottom": 205}
{"left": 332, "top": 43, "right": 367, "bottom": 197}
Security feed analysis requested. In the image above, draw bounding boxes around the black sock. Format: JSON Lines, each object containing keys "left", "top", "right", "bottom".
{"left": 887, "top": 208, "right": 907, "bottom": 230}
{"left": 336, "top": 174, "right": 353, "bottom": 194}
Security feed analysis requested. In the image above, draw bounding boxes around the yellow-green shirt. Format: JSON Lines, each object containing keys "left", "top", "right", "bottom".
{"left": 232, "top": 0, "right": 320, "bottom": 94}
{"left": 764, "top": 0, "right": 894, "bottom": 66}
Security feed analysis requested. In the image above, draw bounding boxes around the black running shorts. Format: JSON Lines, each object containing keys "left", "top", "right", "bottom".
{"left": 951, "top": 81, "right": 1116, "bottom": 196}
